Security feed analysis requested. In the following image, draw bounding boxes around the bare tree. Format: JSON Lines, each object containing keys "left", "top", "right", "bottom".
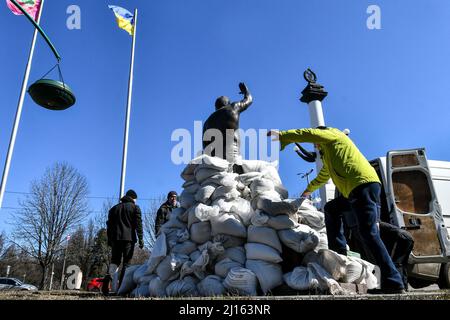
{"left": 11, "top": 162, "right": 89, "bottom": 290}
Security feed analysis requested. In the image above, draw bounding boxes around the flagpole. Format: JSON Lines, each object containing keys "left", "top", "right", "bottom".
{"left": 119, "top": 8, "right": 138, "bottom": 200}
{"left": 0, "top": 0, "right": 45, "bottom": 209}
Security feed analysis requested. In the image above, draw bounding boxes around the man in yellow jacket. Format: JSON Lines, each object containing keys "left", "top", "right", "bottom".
{"left": 268, "top": 126, "right": 405, "bottom": 293}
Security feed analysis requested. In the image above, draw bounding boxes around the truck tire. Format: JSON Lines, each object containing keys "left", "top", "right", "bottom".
{"left": 438, "top": 263, "right": 450, "bottom": 289}
{"left": 408, "top": 277, "right": 434, "bottom": 289}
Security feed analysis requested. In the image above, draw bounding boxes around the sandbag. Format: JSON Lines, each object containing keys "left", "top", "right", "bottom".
{"left": 131, "top": 282, "right": 151, "bottom": 298}
{"left": 250, "top": 178, "right": 275, "bottom": 198}
{"left": 201, "top": 172, "right": 236, "bottom": 187}
{"left": 194, "top": 203, "right": 220, "bottom": 222}
{"left": 217, "top": 246, "right": 246, "bottom": 265}
{"left": 195, "top": 167, "right": 221, "bottom": 183}
{"left": 210, "top": 213, "right": 247, "bottom": 238}
{"left": 196, "top": 155, "right": 230, "bottom": 170}
{"left": 317, "top": 231, "right": 329, "bottom": 251}
{"left": 190, "top": 250, "right": 201, "bottom": 262}
{"left": 308, "top": 262, "right": 345, "bottom": 295}
{"left": 215, "top": 258, "right": 243, "bottom": 278}
{"left": 164, "top": 228, "right": 189, "bottom": 247}
{"left": 213, "top": 234, "right": 246, "bottom": 249}
{"left": 160, "top": 215, "right": 186, "bottom": 231}
{"left": 133, "top": 264, "right": 148, "bottom": 284}
{"left": 182, "top": 180, "right": 200, "bottom": 194}
{"left": 274, "top": 184, "right": 289, "bottom": 199}
{"left": 180, "top": 190, "right": 196, "bottom": 209}
{"left": 165, "top": 276, "right": 199, "bottom": 297}
{"left": 172, "top": 241, "right": 197, "bottom": 255}
{"left": 156, "top": 254, "right": 189, "bottom": 281}
{"left": 187, "top": 204, "right": 201, "bottom": 228}
{"left": 195, "top": 185, "right": 216, "bottom": 204}
{"left": 298, "top": 202, "right": 325, "bottom": 231}
{"left": 245, "top": 243, "right": 282, "bottom": 263}
{"left": 237, "top": 172, "right": 263, "bottom": 186}
{"left": 257, "top": 198, "right": 298, "bottom": 216}
{"left": 211, "top": 186, "right": 240, "bottom": 201}
{"left": 117, "top": 265, "right": 139, "bottom": 295}
{"left": 261, "top": 166, "right": 282, "bottom": 185}
{"left": 168, "top": 207, "right": 187, "bottom": 222}
{"left": 247, "top": 226, "right": 282, "bottom": 252}
{"left": 149, "top": 276, "right": 168, "bottom": 297}
{"left": 229, "top": 198, "right": 254, "bottom": 226}
{"left": 197, "top": 241, "right": 225, "bottom": 260}
{"left": 198, "top": 275, "right": 226, "bottom": 296}
{"left": 284, "top": 266, "right": 319, "bottom": 291}
{"left": 346, "top": 256, "right": 380, "bottom": 289}
{"left": 278, "top": 224, "right": 319, "bottom": 253}
{"left": 245, "top": 259, "right": 283, "bottom": 294}
{"left": 146, "top": 233, "right": 167, "bottom": 274}
{"left": 241, "top": 159, "right": 278, "bottom": 173}
{"left": 251, "top": 210, "right": 270, "bottom": 227}
{"left": 223, "top": 267, "right": 258, "bottom": 296}
{"left": 267, "top": 214, "right": 299, "bottom": 230}
{"left": 190, "top": 221, "right": 211, "bottom": 244}
{"left": 317, "top": 249, "right": 348, "bottom": 281}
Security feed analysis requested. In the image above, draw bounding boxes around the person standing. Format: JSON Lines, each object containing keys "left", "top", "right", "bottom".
{"left": 155, "top": 191, "right": 179, "bottom": 235}
{"left": 268, "top": 126, "right": 405, "bottom": 293}
{"left": 102, "top": 189, "right": 143, "bottom": 295}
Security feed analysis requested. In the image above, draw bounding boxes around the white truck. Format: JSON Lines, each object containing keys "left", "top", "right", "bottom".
{"left": 369, "top": 148, "right": 450, "bottom": 288}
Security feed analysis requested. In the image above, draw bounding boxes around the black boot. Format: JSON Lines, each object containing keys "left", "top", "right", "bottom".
{"left": 101, "top": 274, "right": 112, "bottom": 296}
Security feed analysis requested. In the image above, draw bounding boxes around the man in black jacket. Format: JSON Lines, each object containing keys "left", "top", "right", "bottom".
{"left": 155, "top": 191, "right": 178, "bottom": 235}
{"left": 102, "top": 189, "right": 143, "bottom": 295}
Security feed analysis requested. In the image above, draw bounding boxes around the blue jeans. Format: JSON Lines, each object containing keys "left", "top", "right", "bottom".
{"left": 324, "top": 182, "right": 404, "bottom": 290}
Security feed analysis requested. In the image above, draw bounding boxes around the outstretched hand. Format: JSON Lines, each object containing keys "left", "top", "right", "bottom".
{"left": 267, "top": 130, "right": 280, "bottom": 141}
{"left": 239, "top": 82, "right": 249, "bottom": 95}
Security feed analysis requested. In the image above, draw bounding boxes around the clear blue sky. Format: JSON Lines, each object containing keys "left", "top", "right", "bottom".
{"left": 1, "top": 0, "right": 450, "bottom": 234}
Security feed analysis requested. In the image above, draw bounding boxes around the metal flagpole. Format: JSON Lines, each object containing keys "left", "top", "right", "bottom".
{"left": 0, "top": 0, "right": 45, "bottom": 209}
{"left": 119, "top": 8, "right": 138, "bottom": 200}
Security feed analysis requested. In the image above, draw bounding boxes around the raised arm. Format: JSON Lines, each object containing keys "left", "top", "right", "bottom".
{"left": 233, "top": 82, "right": 253, "bottom": 113}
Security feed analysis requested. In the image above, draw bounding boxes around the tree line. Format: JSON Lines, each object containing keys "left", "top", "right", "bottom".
{"left": 0, "top": 162, "right": 163, "bottom": 290}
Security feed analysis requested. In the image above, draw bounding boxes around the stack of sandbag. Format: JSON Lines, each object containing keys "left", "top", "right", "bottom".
{"left": 296, "top": 198, "right": 328, "bottom": 251}
{"left": 116, "top": 155, "right": 380, "bottom": 297}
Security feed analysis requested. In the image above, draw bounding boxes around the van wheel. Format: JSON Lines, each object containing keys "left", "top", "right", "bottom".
{"left": 408, "top": 277, "right": 434, "bottom": 289}
{"left": 438, "top": 263, "right": 450, "bottom": 289}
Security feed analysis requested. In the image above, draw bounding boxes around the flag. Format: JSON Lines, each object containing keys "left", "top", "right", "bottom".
{"left": 108, "top": 5, "right": 134, "bottom": 36}
{"left": 6, "top": 0, "right": 42, "bottom": 21}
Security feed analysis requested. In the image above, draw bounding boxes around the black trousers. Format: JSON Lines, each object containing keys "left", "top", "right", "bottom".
{"left": 111, "top": 240, "right": 135, "bottom": 286}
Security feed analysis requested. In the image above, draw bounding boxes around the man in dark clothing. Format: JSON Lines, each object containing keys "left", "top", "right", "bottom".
{"left": 155, "top": 191, "right": 178, "bottom": 235}
{"left": 203, "top": 82, "right": 252, "bottom": 164}
{"left": 102, "top": 189, "right": 143, "bottom": 295}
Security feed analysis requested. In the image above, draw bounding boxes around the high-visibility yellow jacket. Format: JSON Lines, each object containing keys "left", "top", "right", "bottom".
{"left": 279, "top": 127, "right": 380, "bottom": 198}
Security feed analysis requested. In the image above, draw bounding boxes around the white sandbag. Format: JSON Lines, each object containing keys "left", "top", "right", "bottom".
{"left": 180, "top": 190, "right": 196, "bottom": 209}
{"left": 196, "top": 154, "right": 230, "bottom": 170}
{"left": 223, "top": 267, "right": 258, "bottom": 296}
{"left": 347, "top": 256, "right": 380, "bottom": 289}
{"left": 117, "top": 265, "right": 140, "bottom": 295}
{"left": 198, "top": 275, "right": 226, "bottom": 296}
{"left": 164, "top": 228, "right": 189, "bottom": 247}
{"left": 156, "top": 254, "right": 189, "bottom": 281}
{"left": 237, "top": 172, "right": 263, "bottom": 186}
{"left": 197, "top": 241, "right": 225, "bottom": 259}
{"left": 149, "top": 276, "right": 168, "bottom": 297}
{"left": 308, "top": 262, "right": 346, "bottom": 295}
{"left": 257, "top": 197, "right": 298, "bottom": 216}
{"left": 211, "top": 186, "right": 240, "bottom": 201}
{"left": 251, "top": 210, "right": 270, "bottom": 227}
{"left": 138, "top": 275, "right": 156, "bottom": 286}
{"left": 210, "top": 213, "right": 247, "bottom": 238}
{"left": 165, "top": 276, "right": 199, "bottom": 297}
{"left": 201, "top": 172, "right": 235, "bottom": 187}
{"left": 191, "top": 250, "right": 210, "bottom": 279}
{"left": 302, "top": 250, "right": 320, "bottom": 266}
{"left": 172, "top": 241, "right": 197, "bottom": 255}
{"left": 194, "top": 203, "right": 220, "bottom": 221}
{"left": 190, "top": 221, "right": 212, "bottom": 244}
{"left": 317, "top": 230, "right": 329, "bottom": 251}
{"left": 146, "top": 233, "right": 167, "bottom": 274}
{"left": 215, "top": 258, "right": 243, "bottom": 278}
{"left": 343, "top": 260, "right": 365, "bottom": 284}
{"left": 195, "top": 167, "right": 221, "bottom": 183}
{"left": 274, "top": 184, "right": 289, "bottom": 199}
{"left": 261, "top": 166, "right": 282, "bottom": 185}
{"left": 284, "top": 266, "right": 319, "bottom": 291}
{"left": 298, "top": 203, "right": 325, "bottom": 231}
{"left": 278, "top": 224, "right": 319, "bottom": 253}
{"left": 245, "top": 259, "right": 283, "bottom": 294}
{"left": 229, "top": 198, "right": 254, "bottom": 226}
{"left": 213, "top": 234, "right": 246, "bottom": 249}
{"left": 241, "top": 159, "right": 278, "bottom": 173}
{"left": 187, "top": 205, "right": 201, "bottom": 228}
{"left": 268, "top": 214, "right": 299, "bottom": 230}
{"left": 317, "top": 249, "right": 348, "bottom": 281}
{"left": 217, "top": 246, "right": 246, "bottom": 265}
{"left": 131, "top": 283, "right": 151, "bottom": 298}
{"left": 245, "top": 243, "right": 282, "bottom": 263}
{"left": 161, "top": 216, "right": 186, "bottom": 231}
{"left": 247, "top": 226, "right": 282, "bottom": 252}
{"left": 182, "top": 180, "right": 200, "bottom": 194}
{"left": 250, "top": 178, "right": 275, "bottom": 198}
{"left": 195, "top": 185, "right": 216, "bottom": 204}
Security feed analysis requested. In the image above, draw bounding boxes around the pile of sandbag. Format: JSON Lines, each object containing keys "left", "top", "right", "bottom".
{"left": 116, "top": 155, "right": 380, "bottom": 297}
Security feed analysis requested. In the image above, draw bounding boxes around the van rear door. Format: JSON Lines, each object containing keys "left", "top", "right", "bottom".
{"left": 386, "top": 148, "right": 450, "bottom": 263}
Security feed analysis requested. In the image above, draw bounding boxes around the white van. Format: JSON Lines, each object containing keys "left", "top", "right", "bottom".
{"left": 370, "top": 148, "right": 450, "bottom": 288}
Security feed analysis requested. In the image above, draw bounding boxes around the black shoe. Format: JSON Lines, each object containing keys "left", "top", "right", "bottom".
{"left": 101, "top": 275, "right": 112, "bottom": 296}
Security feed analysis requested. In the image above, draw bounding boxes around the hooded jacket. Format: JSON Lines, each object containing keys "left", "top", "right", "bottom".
{"left": 107, "top": 196, "right": 143, "bottom": 243}
{"left": 279, "top": 127, "right": 380, "bottom": 198}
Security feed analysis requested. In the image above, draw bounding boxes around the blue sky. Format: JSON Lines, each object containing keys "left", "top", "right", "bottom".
{"left": 1, "top": 0, "right": 450, "bottom": 234}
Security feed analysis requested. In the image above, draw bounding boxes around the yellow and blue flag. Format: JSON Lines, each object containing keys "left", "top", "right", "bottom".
{"left": 108, "top": 5, "right": 134, "bottom": 36}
